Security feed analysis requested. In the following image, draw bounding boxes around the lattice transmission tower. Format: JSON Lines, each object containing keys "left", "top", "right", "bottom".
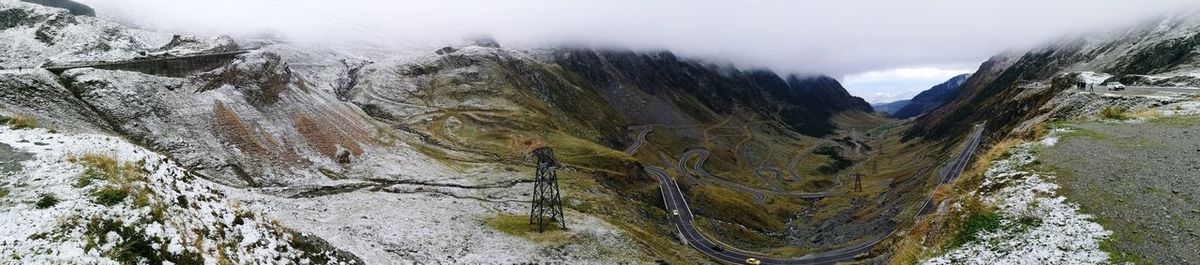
{"left": 529, "top": 147, "right": 566, "bottom": 232}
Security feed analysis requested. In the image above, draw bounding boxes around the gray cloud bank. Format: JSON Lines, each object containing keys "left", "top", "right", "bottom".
{"left": 78, "top": 0, "right": 1200, "bottom": 77}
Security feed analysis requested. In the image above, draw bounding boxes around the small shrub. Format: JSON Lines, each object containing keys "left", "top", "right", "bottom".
{"left": 0, "top": 187, "right": 9, "bottom": 198}
{"left": 35, "top": 193, "right": 59, "bottom": 209}
{"left": 83, "top": 218, "right": 160, "bottom": 264}
{"left": 1100, "top": 107, "right": 1132, "bottom": 120}
{"left": 93, "top": 186, "right": 129, "bottom": 206}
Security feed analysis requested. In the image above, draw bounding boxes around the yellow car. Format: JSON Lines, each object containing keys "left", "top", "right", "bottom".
{"left": 745, "top": 258, "right": 761, "bottom": 265}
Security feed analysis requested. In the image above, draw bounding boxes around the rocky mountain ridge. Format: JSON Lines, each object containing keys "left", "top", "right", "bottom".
{"left": 891, "top": 73, "right": 971, "bottom": 119}
{"left": 0, "top": 1, "right": 879, "bottom": 263}
{"left": 909, "top": 10, "right": 1200, "bottom": 141}
{"left": 872, "top": 99, "right": 910, "bottom": 115}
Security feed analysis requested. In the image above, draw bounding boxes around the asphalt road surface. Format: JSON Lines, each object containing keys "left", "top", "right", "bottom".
{"left": 644, "top": 123, "right": 988, "bottom": 264}
{"left": 679, "top": 149, "right": 770, "bottom": 203}
{"left": 625, "top": 125, "right": 652, "bottom": 155}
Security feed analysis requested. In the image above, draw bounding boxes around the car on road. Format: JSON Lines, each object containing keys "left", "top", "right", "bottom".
{"left": 744, "top": 258, "right": 762, "bottom": 265}
{"left": 711, "top": 245, "right": 724, "bottom": 252}
{"left": 671, "top": 209, "right": 679, "bottom": 216}
{"left": 1108, "top": 82, "right": 1126, "bottom": 91}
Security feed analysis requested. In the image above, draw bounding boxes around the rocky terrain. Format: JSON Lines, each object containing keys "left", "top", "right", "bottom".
{"left": 895, "top": 8, "right": 1200, "bottom": 265}
{"left": 10, "top": 0, "right": 1200, "bottom": 263}
{"left": 0, "top": 1, "right": 891, "bottom": 263}
{"left": 910, "top": 10, "right": 1200, "bottom": 141}
{"left": 1040, "top": 117, "right": 1200, "bottom": 264}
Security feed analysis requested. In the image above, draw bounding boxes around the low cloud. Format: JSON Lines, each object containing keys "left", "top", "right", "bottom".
{"left": 843, "top": 66, "right": 976, "bottom": 103}
{"left": 79, "top": 0, "right": 1200, "bottom": 79}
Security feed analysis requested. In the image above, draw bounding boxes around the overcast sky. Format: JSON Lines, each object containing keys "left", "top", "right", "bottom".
{"left": 78, "top": 0, "right": 1200, "bottom": 103}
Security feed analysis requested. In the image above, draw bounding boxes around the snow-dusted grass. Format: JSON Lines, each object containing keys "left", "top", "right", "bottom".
{"left": 1, "top": 114, "right": 38, "bottom": 129}
{"left": 0, "top": 126, "right": 355, "bottom": 264}
{"left": 925, "top": 134, "right": 1111, "bottom": 264}
{"left": 224, "top": 184, "right": 648, "bottom": 264}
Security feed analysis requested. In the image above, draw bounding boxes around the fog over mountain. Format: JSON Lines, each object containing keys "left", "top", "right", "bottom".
{"left": 78, "top": 0, "right": 1200, "bottom": 78}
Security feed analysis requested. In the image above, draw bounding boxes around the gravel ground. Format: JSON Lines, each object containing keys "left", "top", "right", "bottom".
{"left": 1040, "top": 119, "right": 1200, "bottom": 264}
{"left": 0, "top": 142, "right": 32, "bottom": 175}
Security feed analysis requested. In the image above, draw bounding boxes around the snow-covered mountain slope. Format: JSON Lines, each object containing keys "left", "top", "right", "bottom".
{"left": 0, "top": 0, "right": 233, "bottom": 69}
{"left": 0, "top": 126, "right": 360, "bottom": 264}
{"left": 0, "top": 0, "right": 893, "bottom": 263}
{"left": 2, "top": 2, "right": 663, "bottom": 263}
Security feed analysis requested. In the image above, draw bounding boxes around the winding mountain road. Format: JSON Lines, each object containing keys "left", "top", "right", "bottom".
{"left": 675, "top": 149, "right": 771, "bottom": 203}
{"left": 753, "top": 166, "right": 788, "bottom": 187}
{"left": 625, "top": 126, "right": 653, "bottom": 155}
{"left": 643, "top": 123, "right": 988, "bottom": 264}
{"left": 684, "top": 149, "right": 828, "bottom": 201}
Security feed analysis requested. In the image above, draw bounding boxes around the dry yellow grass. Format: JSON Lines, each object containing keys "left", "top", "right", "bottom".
{"left": 886, "top": 137, "right": 1019, "bottom": 264}
{"left": 293, "top": 113, "right": 365, "bottom": 159}
{"left": 213, "top": 101, "right": 273, "bottom": 155}
{"left": 2, "top": 115, "right": 38, "bottom": 129}
{"left": 1131, "top": 109, "right": 1159, "bottom": 119}
{"left": 889, "top": 215, "right": 937, "bottom": 265}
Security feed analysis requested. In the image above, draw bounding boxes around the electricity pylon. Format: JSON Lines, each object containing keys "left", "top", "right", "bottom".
{"left": 529, "top": 147, "right": 566, "bottom": 232}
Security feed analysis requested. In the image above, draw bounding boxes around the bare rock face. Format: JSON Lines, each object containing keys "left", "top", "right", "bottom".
{"left": 57, "top": 51, "right": 376, "bottom": 187}
{"left": 0, "top": 70, "right": 109, "bottom": 132}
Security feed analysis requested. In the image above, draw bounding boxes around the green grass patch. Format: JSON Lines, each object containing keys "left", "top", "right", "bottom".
{"left": 544, "top": 131, "right": 634, "bottom": 173}
{"left": 1100, "top": 232, "right": 1151, "bottom": 264}
{"left": 35, "top": 193, "right": 59, "bottom": 209}
{"left": 1100, "top": 107, "right": 1132, "bottom": 121}
{"left": 690, "top": 185, "right": 782, "bottom": 231}
{"left": 93, "top": 186, "right": 129, "bottom": 206}
{"left": 1053, "top": 124, "right": 1109, "bottom": 141}
{"left": 947, "top": 211, "right": 1001, "bottom": 249}
{"left": 74, "top": 167, "right": 105, "bottom": 188}
{"left": 1148, "top": 115, "right": 1200, "bottom": 127}
{"left": 484, "top": 213, "right": 569, "bottom": 243}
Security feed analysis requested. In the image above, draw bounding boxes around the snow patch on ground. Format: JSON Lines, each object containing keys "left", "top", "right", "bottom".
{"left": 0, "top": 126, "right": 354, "bottom": 264}
{"left": 925, "top": 135, "right": 1111, "bottom": 264}
{"left": 223, "top": 178, "right": 649, "bottom": 264}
